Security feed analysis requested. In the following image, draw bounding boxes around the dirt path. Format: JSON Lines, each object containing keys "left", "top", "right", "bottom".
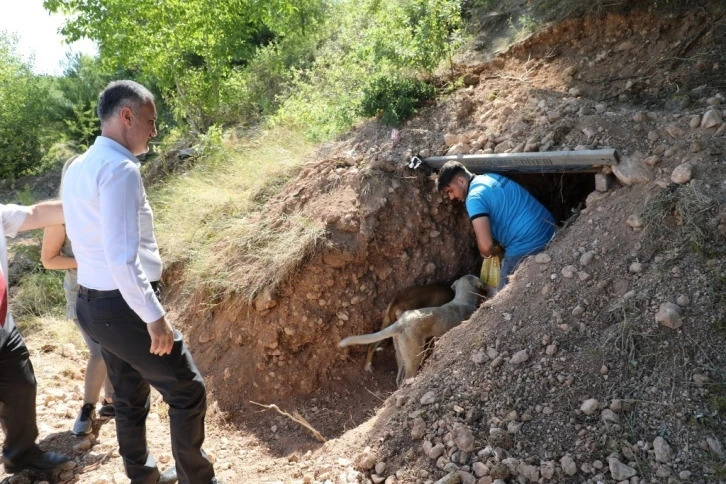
{"left": 0, "top": 329, "right": 393, "bottom": 484}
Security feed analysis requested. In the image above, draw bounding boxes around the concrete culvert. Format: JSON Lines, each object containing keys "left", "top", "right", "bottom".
{"left": 508, "top": 171, "right": 596, "bottom": 223}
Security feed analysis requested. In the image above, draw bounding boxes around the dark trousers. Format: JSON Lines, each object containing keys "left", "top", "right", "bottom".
{"left": 76, "top": 292, "right": 214, "bottom": 484}
{"left": 0, "top": 323, "right": 39, "bottom": 464}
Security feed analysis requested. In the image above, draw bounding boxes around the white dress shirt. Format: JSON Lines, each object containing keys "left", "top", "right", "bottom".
{"left": 1, "top": 203, "right": 31, "bottom": 330}
{"left": 62, "top": 136, "right": 165, "bottom": 323}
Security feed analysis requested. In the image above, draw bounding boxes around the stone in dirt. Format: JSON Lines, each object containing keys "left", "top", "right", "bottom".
{"left": 453, "top": 424, "right": 476, "bottom": 452}
{"left": 626, "top": 214, "right": 644, "bottom": 230}
{"left": 643, "top": 155, "right": 660, "bottom": 166}
{"left": 420, "top": 391, "right": 436, "bottom": 405}
{"left": 561, "top": 265, "right": 577, "bottom": 278}
{"left": 702, "top": 109, "right": 723, "bottom": 129}
{"left": 434, "top": 472, "right": 461, "bottom": 484}
{"left": 358, "top": 448, "right": 377, "bottom": 471}
{"left": 580, "top": 398, "right": 599, "bottom": 415}
{"left": 612, "top": 152, "right": 653, "bottom": 186}
{"left": 447, "top": 143, "right": 471, "bottom": 156}
{"left": 653, "top": 437, "right": 673, "bottom": 463}
{"left": 470, "top": 348, "right": 487, "bottom": 364}
{"left": 608, "top": 457, "right": 637, "bottom": 480}
{"left": 411, "top": 417, "right": 426, "bottom": 440}
{"left": 629, "top": 262, "right": 643, "bottom": 273}
{"left": 509, "top": 349, "right": 529, "bottom": 365}
{"left": 595, "top": 173, "right": 613, "bottom": 192}
{"left": 665, "top": 125, "right": 685, "bottom": 139}
{"left": 655, "top": 302, "right": 682, "bottom": 329}
{"left": 253, "top": 287, "right": 277, "bottom": 311}
{"left": 540, "top": 461, "right": 555, "bottom": 479}
{"left": 517, "top": 462, "right": 539, "bottom": 482}
{"left": 458, "top": 471, "right": 476, "bottom": 484}
{"left": 579, "top": 251, "right": 595, "bottom": 266}
{"left": 671, "top": 163, "right": 693, "bottom": 184}
{"left": 693, "top": 373, "right": 710, "bottom": 387}
{"left": 534, "top": 253, "right": 551, "bottom": 264}
{"left": 560, "top": 455, "right": 577, "bottom": 476}
{"left": 444, "top": 133, "right": 459, "bottom": 147}
{"left": 601, "top": 409, "right": 619, "bottom": 424}
{"left": 427, "top": 442, "right": 445, "bottom": 460}
{"left": 707, "top": 437, "right": 724, "bottom": 458}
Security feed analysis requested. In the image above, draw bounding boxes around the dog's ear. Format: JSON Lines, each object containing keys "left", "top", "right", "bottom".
{"left": 451, "top": 280, "right": 458, "bottom": 291}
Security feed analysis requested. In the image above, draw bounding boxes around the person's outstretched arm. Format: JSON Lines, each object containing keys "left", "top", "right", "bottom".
{"left": 18, "top": 201, "right": 64, "bottom": 232}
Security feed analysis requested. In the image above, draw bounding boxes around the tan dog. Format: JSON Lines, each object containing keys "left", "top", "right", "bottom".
{"left": 339, "top": 275, "right": 484, "bottom": 387}
{"left": 364, "top": 284, "right": 455, "bottom": 373}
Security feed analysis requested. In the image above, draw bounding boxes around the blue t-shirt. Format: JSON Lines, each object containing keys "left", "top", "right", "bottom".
{"left": 465, "top": 174, "right": 556, "bottom": 257}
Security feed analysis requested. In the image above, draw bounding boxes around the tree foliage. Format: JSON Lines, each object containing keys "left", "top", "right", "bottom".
{"left": 0, "top": 33, "right": 57, "bottom": 179}
{"left": 44, "top": 0, "right": 329, "bottom": 132}
{"left": 275, "top": 0, "right": 463, "bottom": 139}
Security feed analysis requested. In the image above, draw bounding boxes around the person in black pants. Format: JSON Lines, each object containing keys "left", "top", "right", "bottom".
{"left": 1, "top": 201, "right": 69, "bottom": 475}
{"left": 62, "top": 80, "right": 222, "bottom": 484}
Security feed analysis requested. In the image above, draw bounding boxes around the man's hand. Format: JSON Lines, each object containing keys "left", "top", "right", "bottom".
{"left": 147, "top": 316, "right": 174, "bottom": 356}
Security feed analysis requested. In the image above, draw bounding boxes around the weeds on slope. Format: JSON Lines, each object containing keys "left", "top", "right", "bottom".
{"left": 152, "top": 127, "right": 322, "bottom": 302}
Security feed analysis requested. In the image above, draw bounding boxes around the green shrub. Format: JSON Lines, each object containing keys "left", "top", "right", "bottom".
{"left": 359, "top": 76, "right": 436, "bottom": 126}
{"left": 0, "top": 33, "right": 58, "bottom": 179}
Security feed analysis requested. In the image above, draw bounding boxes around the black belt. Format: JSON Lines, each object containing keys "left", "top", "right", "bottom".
{"left": 79, "top": 281, "right": 161, "bottom": 299}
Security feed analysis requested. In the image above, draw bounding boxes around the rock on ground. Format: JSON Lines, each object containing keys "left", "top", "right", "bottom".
{"left": 655, "top": 302, "right": 682, "bottom": 329}
{"left": 608, "top": 458, "right": 637, "bottom": 480}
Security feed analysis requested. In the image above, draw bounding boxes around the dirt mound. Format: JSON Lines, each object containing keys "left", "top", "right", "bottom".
{"left": 164, "top": 153, "right": 480, "bottom": 429}
{"left": 154, "top": 4, "right": 726, "bottom": 481}
{"left": 316, "top": 8, "right": 726, "bottom": 484}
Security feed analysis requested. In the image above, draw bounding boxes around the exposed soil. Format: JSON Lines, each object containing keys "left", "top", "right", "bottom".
{"left": 3, "top": 4, "right": 726, "bottom": 484}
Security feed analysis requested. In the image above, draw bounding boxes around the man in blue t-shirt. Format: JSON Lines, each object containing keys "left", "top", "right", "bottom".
{"left": 436, "top": 161, "right": 556, "bottom": 290}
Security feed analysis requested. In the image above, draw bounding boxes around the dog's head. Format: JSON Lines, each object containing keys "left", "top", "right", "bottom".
{"left": 451, "top": 274, "right": 485, "bottom": 302}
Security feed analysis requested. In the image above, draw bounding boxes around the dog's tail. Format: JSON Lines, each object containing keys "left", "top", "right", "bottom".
{"left": 338, "top": 323, "right": 401, "bottom": 347}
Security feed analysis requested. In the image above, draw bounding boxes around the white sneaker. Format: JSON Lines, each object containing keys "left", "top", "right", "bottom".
{"left": 72, "top": 403, "right": 96, "bottom": 436}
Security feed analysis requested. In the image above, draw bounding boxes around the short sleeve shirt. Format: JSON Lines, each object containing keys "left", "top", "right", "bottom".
{"left": 465, "top": 174, "right": 556, "bottom": 257}
{"left": 1, "top": 204, "right": 31, "bottom": 329}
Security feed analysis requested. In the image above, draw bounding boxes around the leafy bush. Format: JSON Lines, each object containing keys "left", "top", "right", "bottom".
{"left": 0, "top": 33, "right": 57, "bottom": 179}
{"left": 274, "top": 0, "right": 462, "bottom": 139}
{"left": 359, "top": 75, "right": 436, "bottom": 126}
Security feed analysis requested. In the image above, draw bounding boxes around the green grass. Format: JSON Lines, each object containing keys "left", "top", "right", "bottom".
{"left": 12, "top": 271, "right": 66, "bottom": 322}
{"left": 152, "top": 127, "right": 323, "bottom": 302}
{"left": 15, "top": 184, "right": 36, "bottom": 205}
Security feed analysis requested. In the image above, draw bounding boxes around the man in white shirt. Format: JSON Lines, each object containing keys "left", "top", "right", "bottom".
{"left": 62, "top": 81, "right": 220, "bottom": 484}
{"left": 0, "top": 201, "right": 70, "bottom": 474}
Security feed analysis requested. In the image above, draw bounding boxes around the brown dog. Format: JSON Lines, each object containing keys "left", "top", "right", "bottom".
{"left": 340, "top": 275, "right": 484, "bottom": 386}
{"left": 363, "top": 283, "right": 455, "bottom": 372}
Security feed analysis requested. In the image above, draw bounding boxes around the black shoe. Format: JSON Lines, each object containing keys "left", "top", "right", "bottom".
{"left": 3, "top": 448, "right": 70, "bottom": 474}
{"left": 158, "top": 467, "right": 178, "bottom": 484}
{"left": 98, "top": 400, "right": 115, "bottom": 418}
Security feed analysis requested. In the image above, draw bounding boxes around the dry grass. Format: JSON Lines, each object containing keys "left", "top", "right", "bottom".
{"left": 23, "top": 314, "right": 85, "bottom": 352}
{"left": 640, "top": 183, "right": 717, "bottom": 249}
{"left": 152, "top": 127, "right": 322, "bottom": 302}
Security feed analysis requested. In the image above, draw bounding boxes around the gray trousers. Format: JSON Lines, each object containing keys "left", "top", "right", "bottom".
{"left": 75, "top": 291, "right": 214, "bottom": 484}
